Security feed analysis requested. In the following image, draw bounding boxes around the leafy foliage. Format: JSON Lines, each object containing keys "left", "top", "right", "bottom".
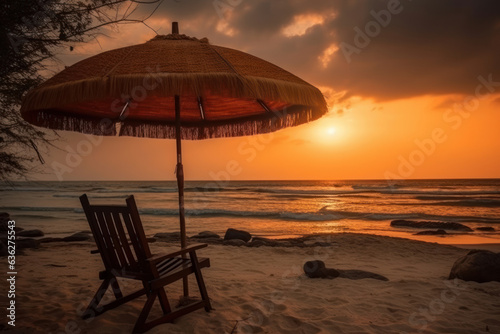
{"left": 0, "top": 0, "right": 161, "bottom": 181}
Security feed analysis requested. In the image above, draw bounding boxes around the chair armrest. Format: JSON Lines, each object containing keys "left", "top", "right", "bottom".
{"left": 146, "top": 243, "right": 208, "bottom": 264}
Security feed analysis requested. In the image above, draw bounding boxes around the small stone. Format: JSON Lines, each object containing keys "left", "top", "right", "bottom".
{"left": 223, "top": 239, "right": 246, "bottom": 247}
{"left": 201, "top": 237, "right": 224, "bottom": 244}
{"left": 18, "top": 229, "right": 44, "bottom": 237}
{"left": 191, "top": 231, "right": 220, "bottom": 239}
{"left": 391, "top": 220, "right": 473, "bottom": 232}
{"left": 224, "top": 228, "right": 251, "bottom": 242}
{"left": 248, "top": 240, "right": 266, "bottom": 247}
{"left": 415, "top": 229, "right": 447, "bottom": 235}
{"left": 476, "top": 227, "right": 495, "bottom": 232}
{"left": 303, "top": 260, "right": 340, "bottom": 279}
{"left": 253, "top": 237, "right": 278, "bottom": 247}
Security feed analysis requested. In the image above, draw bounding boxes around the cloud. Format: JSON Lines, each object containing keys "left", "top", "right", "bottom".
{"left": 432, "top": 96, "right": 466, "bottom": 110}
{"left": 82, "top": 0, "right": 500, "bottom": 102}
{"left": 321, "top": 0, "right": 500, "bottom": 101}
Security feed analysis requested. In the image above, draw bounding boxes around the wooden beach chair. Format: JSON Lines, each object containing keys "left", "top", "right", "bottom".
{"left": 79, "top": 194, "right": 211, "bottom": 333}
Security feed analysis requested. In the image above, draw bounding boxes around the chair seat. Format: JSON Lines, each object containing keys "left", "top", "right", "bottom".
{"left": 157, "top": 257, "right": 210, "bottom": 277}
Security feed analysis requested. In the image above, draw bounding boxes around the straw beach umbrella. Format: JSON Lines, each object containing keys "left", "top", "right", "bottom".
{"left": 21, "top": 22, "right": 328, "bottom": 295}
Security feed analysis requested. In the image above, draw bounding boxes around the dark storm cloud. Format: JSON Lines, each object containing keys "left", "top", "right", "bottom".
{"left": 148, "top": 0, "right": 500, "bottom": 101}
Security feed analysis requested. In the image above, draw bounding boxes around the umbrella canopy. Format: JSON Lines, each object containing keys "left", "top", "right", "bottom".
{"left": 21, "top": 30, "right": 327, "bottom": 139}
{"left": 21, "top": 22, "right": 328, "bottom": 297}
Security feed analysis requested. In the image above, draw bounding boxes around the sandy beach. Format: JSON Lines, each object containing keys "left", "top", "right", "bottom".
{"left": 2, "top": 233, "right": 499, "bottom": 334}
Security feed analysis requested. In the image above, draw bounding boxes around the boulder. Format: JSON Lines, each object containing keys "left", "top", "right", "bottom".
{"left": 415, "top": 229, "right": 447, "bottom": 235}
{"left": 391, "top": 220, "right": 473, "bottom": 232}
{"left": 449, "top": 250, "right": 500, "bottom": 283}
{"left": 303, "top": 260, "right": 340, "bottom": 279}
{"left": 63, "top": 232, "right": 91, "bottom": 242}
{"left": 191, "top": 231, "right": 220, "bottom": 239}
{"left": 476, "top": 227, "right": 496, "bottom": 232}
{"left": 224, "top": 228, "right": 251, "bottom": 242}
{"left": 223, "top": 239, "right": 246, "bottom": 247}
{"left": 17, "top": 229, "right": 44, "bottom": 237}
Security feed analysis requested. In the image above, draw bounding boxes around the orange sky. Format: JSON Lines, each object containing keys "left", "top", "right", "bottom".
{"left": 33, "top": 1, "right": 500, "bottom": 181}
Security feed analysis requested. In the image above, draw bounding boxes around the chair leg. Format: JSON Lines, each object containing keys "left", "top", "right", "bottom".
{"left": 134, "top": 298, "right": 207, "bottom": 333}
{"left": 190, "top": 252, "right": 212, "bottom": 311}
{"left": 158, "top": 288, "right": 172, "bottom": 314}
{"left": 82, "top": 277, "right": 146, "bottom": 321}
{"left": 133, "top": 264, "right": 211, "bottom": 333}
{"left": 133, "top": 291, "right": 158, "bottom": 334}
{"left": 82, "top": 278, "right": 111, "bottom": 319}
{"left": 110, "top": 276, "right": 124, "bottom": 299}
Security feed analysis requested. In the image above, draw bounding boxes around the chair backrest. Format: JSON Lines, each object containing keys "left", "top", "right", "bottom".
{"left": 80, "top": 194, "right": 152, "bottom": 273}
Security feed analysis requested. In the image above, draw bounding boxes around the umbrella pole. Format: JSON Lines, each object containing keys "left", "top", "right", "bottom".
{"left": 175, "top": 94, "right": 189, "bottom": 297}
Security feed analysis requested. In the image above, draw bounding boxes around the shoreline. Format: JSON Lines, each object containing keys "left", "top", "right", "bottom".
{"left": 11, "top": 227, "right": 500, "bottom": 254}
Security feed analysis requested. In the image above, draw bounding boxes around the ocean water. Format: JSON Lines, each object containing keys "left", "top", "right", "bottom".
{"left": 1, "top": 179, "right": 500, "bottom": 244}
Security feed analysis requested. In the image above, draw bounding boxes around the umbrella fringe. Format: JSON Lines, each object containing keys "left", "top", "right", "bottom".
{"left": 23, "top": 109, "right": 117, "bottom": 136}
{"left": 119, "top": 107, "right": 323, "bottom": 139}
{"left": 21, "top": 74, "right": 327, "bottom": 115}
{"left": 21, "top": 105, "right": 324, "bottom": 140}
